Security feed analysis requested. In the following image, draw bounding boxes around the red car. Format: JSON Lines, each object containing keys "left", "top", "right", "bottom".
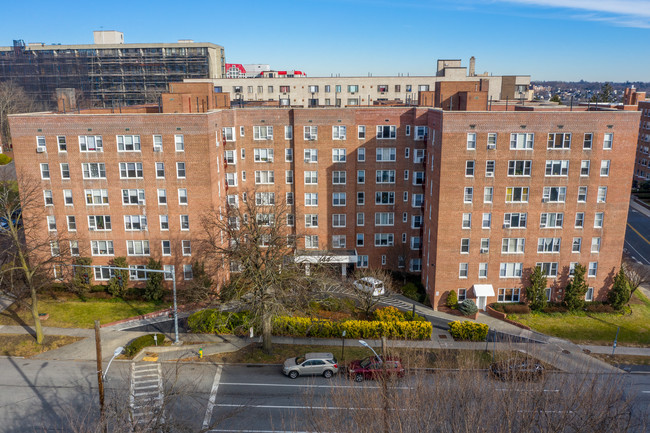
{"left": 348, "top": 356, "right": 405, "bottom": 382}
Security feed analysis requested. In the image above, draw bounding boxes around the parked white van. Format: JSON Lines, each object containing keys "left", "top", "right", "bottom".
{"left": 353, "top": 277, "right": 385, "bottom": 296}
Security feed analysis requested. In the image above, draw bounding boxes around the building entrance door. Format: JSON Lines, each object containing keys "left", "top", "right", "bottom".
{"left": 476, "top": 296, "right": 487, "bottom": 311}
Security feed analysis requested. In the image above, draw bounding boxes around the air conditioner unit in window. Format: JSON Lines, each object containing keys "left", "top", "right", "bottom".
{"left": 480, "top": 248, "right": 489, "bottom": 254}
{"left": 36, "top": 147, "right": 46, "bottom": 153}
{"left": 89, "top": 227, "right": 95, "bottom": 231}
{"left": 503, "top": 223, "right": 510, "bottom": 229}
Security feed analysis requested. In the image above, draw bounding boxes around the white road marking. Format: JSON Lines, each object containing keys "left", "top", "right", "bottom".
{"left": 214, "top": 403, "right": 413, "bottom": 411}
{"left": 202, "top": 365, "right": 223, "bottom": 429}
{"left": 217, "top": 382, "right": 411, "bottom": 390}
{"left": 210, "top": 430, "right": 329, "bottom": 433}
{"left": 496, "top": 388, "right": 559, "bottom": 392}
{"left": 625, "top": 240, "right": 650, "bottom": 265}
{"left": 642, "top": 391, "right": 650, "bottom": 393}
{"left": 130, "top": 362, "right": 165, "bottom": 426}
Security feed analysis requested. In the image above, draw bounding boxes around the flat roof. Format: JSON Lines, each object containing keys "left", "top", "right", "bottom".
{"left": 0, "top": 42, "right": 223, "bottom": 52}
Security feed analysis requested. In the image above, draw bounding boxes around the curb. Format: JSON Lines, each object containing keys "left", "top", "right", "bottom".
{"left": 101, "top": 308, "right": 175, "bottom": 328}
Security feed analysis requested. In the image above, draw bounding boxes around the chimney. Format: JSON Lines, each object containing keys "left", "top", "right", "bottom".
{"left": 469, "top": 56, "right": 476, "bottom": 77}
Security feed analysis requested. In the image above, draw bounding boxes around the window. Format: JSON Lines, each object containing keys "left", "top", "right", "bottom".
{"left": 461, "top": 187, "right": 473, "bottom": 203}
{"left": 182, "top": 240, "right": 192, "bottom": 256}
{"left": 414, "top": 149, "right": 425, "bottom": 163}
{"left": 180, "top": 215, "right": 189, "bottom": 230}
{"left": 348, "top": 85, "right": 359, "bottom": 92}
{"left": 69, "top": 240, "right": 79, "bottom": 256}
{"left": 583, "top": 133, "right": 593, "bottom": 149}
{"left": 155, "top": 162, "right": 165, "bottom": 179}
{"left": 119, "top": 162, "right": 143, "bottom": 179}
{"left": 286, "top": 170, "right": 294, "bottom": 184}
{"left": 480, "top": 238, "right": 490, "bottom": 254}
{"left": 376, "top": 148, "right": 396, "bottom": 162}
{"left": 503, "top": 212, "right": 527, "bottom": 229}
{"left": 376, "top": 170, "right": 395, "bottom": 184}
{"left": 82, "top": 189, "right": 108, "bottom": 206}
{"left": 487, "top": 133, "right": 497, "bottom": 149}
{"left": 540, "top": 213, "right": 563, "bottom": 228}
{"left": 458, "top": 289, "right": 467, "bottom": 301}
{"left": 580, "top": 160, "right": 590, "bottom": 176}
{"left": 222, "top": 127, "right": 235, "bottom": 141}
{"left": 482, "top": 213, "right": 491, "bottom": 229}
{"left": 508, "top": 160, "right": 532, "bottom": 176}
{"left": 332, "top": 214, "right": 346, "bottom": 227}
{"left": 47, "top": 215, "right": 56, "bottom": 231}
{"left": 79, "top": 135, "right": 103, "bottom": 152}
{"left": 254, "top": 148, "right": 274, "bottom": 163}
{"left": 332, "top": 235, "right": 346, "bottom": 248}
{"left": 375, "top": 212, "right": 394, "bottom": 226}
{"left": 285, "top": 125, "right": 293, "bottom": 140}
{"left": 164, "top": 265, "right": 174, "bottom": 281}
{"left": 67, "top": 216, "right": 76, "bottom": 231}
{"left": 332, "top": 193, "right": 346, "bottom": 206}
{"left": 547, "top": 133, "right": 571, "bottom": 149}
{"left": 129, "top": 265, "right": 147, "bottom": 281}
{"left": 575, "top": 212, "right": 585, "bottom": 228}
{"left": 594, "top": 212, "right": 604, "bottom": 228}
{"left": 122, "top": 189, "right": 145, "bottom": 205}
{"left": 333, "top": 149, "right": 346, "bottom": 162}
{"left": 153, "top": 135, "right": 163, "bottom": 151}
{"left": 43, "top": 190, "right": 53, "bottom": 206}
{"left": 588, "top": 262, "right": 598, "bottom": 277}
{"left": 374, "top": 233, "right": 394, "bottom": 246}
{"left": 542, "top": 187, "right": 566, "bottom": 203}
{"left": 304, "top": 171, "right": 318, "bottom": 184}
{"left": 506, "top": 187, "right": 529, "bottom": 203}
{"left": 255, "top": 192, "right": 275, "bottom": 206}
{"left": 460, "top": 238, "right": 470, "bottom": 253}
{"left": 499, "top": 262, "right": 523, "bottom": 278}
{"left": 545, "top": 160, "right": 569, "bottom": 176}
{"left": 572, "top": 237, "right": 582, "bottom": 253}
{"left": 177, "top": 162, "right": 186, "bottom": 178}
{"left": 255, "top": 170, "right": 275, "bottom": 184}
{"left": 157, "top": 189, "right": 167, "bottom": 205}
{"left": 358, "top": 125, "right": 366, "bottom": 139}
{"left": 91, "top": 240, "right": 114, "bottom": 256}
{"left": 280, "top": 85, "right": 290, "bottom": 93}
{"left": 305, "top": 214, "right": 319, "bottom": 228}
{"left": 63, "top": 189, "right": 73, "bottom": 206}
{"left": 124, "top": 215, "right": 147, "bottom": 231}
{"left": 403, "top": 212, "right": 408, "bottom": 223}
{"left": 360, "top": 192, "right": 368, "bottom": 205}
{"left": 241, "top": 148, "right": 246, "bottom": 160}
{"left": 357, "top": 170, "right": 365, "bottom": 184}
{"left": 333, "top": 171, "right": 346, "bottom": 185}
{"left": 357, "top": 255, "right": 369, "bottom": 268}
{"left": 332, "top": 126, "right": 346, "bottom": 140}
{"left": 159, "top": 215, "right": 169, "bottom": 230}
{"left": 178, "top": 188, "right": 188, "bottom": 205}
{"left": 537, "top": 238, "right": 561, "bottom": 253}
{"left": 466, "top": 133, "right": 476, "bottom": 150}
{"left": 479, "top": 263, "right": 488, "bottom": 278}
{"left": 305, "top": 235, "right": 319, "bottom": 249}
{"left": 411, "top": 236, "right": 422, "bottom": 250}
{"left": 82, "top": 163, "right": 106, "bottom": 179}
{"left": 510, "top": 133, "right": 534, "bottom": 149}
{"left": 459, "top": 263, "right": 469, "bottom": 278}
{"left": 413, "top": 172, "right": 425, "bottom": 185}
{"left": 485, "top": 161, "right": 495, "bottom": 177}
{"left": 286, "top": 192, "right": 294, "bottom": 205}
{"left": 462, "top": 213, "right": 472, "bottom": 229}
{"left": 239, "top": 126, "right": 245, "bottom": 137}
{"left": 357, "top": 212, "right": 365, "bottom": 226}
{"left": 358, "top": 148, "right": 366, "bottom": 162}
{"left": 591, "top": 237, "right": 601, "bottom": 253}
{"left": 304, "top": 126, "right": 318, "bottom": 141}
{"left": 465, "top": 161, "right": 475, "bottom": 177}
{"left": 57, "top": 136, "right": 67, "bottom": 152}
{"left": 183, "top": 264, "right": 193, "bottom": 280}
{"left": 415, "top": 126, "right": 428, "bottom": 140}
{"left": 304, "top": 149, "right": 318, "bottom": 163}
{"left": 375, "top": 191, "right": 394, "bottom": 205}
{"left": 376, "top": 125, "right": 396, "bottom": 139}
{"left": 60, "top": 163, "right": 70, "bottom": 180}
{"left": 50, "top": 241, "right": 60, "bottom": 257}
{"left": 287, "top": 214, "right": 295, "bottom": 226}
{"left": 501, "top": 238, "right": 525, "bottom": 254}
{"left": 305, "top": 193, "right": 318, "bottom": 206}
{"left": 577, "top": 186, "right": 587, "bottom": 203}
{"left": 603, "top": 133, "right": 613, "bottom": 150}
{"left": 116, "top": 135, "right": 141, "bottom": 152}
{"left": 94, "top": 266, "right": 115, "bottom": 281}
{"left": 498, "top": 288, "right": 521, "bottom": 303}
{"left": 412, "top": 194, "right": 424, "bottom": 208}
{"left": 597, "top": 187, "right": 607, "bottom": 203}
{"left": 585, "top": 287, "right": 594, "bottom": 302}
{"left": 600, "top": 160, "right": 610, "bottom": 176}
{"left": 285, "top": 148, "right": 293, "bottom": 162}
{"left": 483, "top": 187, "right": 493, "bottom": 203}
{"left": 175, "top": 135, "right": 184, "bottom": 151}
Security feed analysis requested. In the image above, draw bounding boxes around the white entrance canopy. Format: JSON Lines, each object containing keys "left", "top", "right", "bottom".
{"left": 472, "top": 284, "right": 495, "bottom": 297}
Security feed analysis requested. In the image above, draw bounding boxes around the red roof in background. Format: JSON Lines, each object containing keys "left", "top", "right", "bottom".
{"left": 225, "top": 63, "right": 246, "bottom": 74}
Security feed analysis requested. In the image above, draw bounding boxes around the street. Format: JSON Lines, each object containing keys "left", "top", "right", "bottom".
{"left": 1, "top": 358, "right": 649, "bottom": 432}
{"left": 625, "top": 203, "right": 650, "bottom": 266}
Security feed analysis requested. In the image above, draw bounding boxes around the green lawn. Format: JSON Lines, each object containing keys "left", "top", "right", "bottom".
{"left": 0, "top": 293, "right": 163, "bottom": 329}
{"left": 508, "top": 291, "right": 650, "bottom": 346}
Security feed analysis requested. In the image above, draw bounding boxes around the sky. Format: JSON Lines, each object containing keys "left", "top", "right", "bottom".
{"left": 1, "top": 0, "right": 649, "bottom": 82}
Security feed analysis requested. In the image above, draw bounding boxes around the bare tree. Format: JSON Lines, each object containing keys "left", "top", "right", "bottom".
{"left": 0, "top": 81, "right": 35, "bottom": 146}
{"left": 198, "top": 188, "right": 329, "bottom": 353}
{"left": 348, "top": 267, "right": 396, "bottom": 319}
{"left": 622, "top": 258, "right": 650, "bottom": 300}
{"left": 0, "top": 171, "right": 72, "bottom": 343}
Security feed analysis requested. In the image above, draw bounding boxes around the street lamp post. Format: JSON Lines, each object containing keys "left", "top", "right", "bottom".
{"left": 103, "top": 346, "right": 124, "bottom": 382}
{"left": 358, "top": 339, "right": 382, "bottom": 362}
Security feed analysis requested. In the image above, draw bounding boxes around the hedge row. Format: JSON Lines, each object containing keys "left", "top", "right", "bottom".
{"left": 448, "top": 321, "right": 489, "bottom": 341}
{"left": 187, "top": 309, "right": 251, "bottom": 334}
{"left": 372, "top": 306, "right": 426, "bottom": 322}
{"left": 124, "top": 334, "right": 165, "bottom": 357}
{"left": 272, "top": 316, "right": 432, "bottom": 340}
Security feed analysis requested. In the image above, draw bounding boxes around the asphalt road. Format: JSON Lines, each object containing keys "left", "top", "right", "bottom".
{"left": 1, "top": 359, "right": 649, "bottom": 432}
{"left": 625, "top": 205, "right": 650, "bottom": 266}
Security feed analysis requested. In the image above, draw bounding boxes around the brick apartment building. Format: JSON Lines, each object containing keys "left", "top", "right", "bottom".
{"left": 8, "top": 84, "right": 639, "bottom": 309}
{"left": 634, "top": 100, "right": 650, "bottom": 185}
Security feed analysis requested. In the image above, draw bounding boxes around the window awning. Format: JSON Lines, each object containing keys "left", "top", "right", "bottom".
{"left": 473, "top": 284, "right": 495, "bottom": 297}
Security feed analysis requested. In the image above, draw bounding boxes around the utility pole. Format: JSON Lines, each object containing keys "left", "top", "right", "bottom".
{"left": 94, "top": 320, "right": 107, "bottom": 433}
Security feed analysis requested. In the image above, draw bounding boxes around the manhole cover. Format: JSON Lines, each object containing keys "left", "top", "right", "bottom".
{"left": 438, "top": 335, "right": 447, "bottom": 339}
